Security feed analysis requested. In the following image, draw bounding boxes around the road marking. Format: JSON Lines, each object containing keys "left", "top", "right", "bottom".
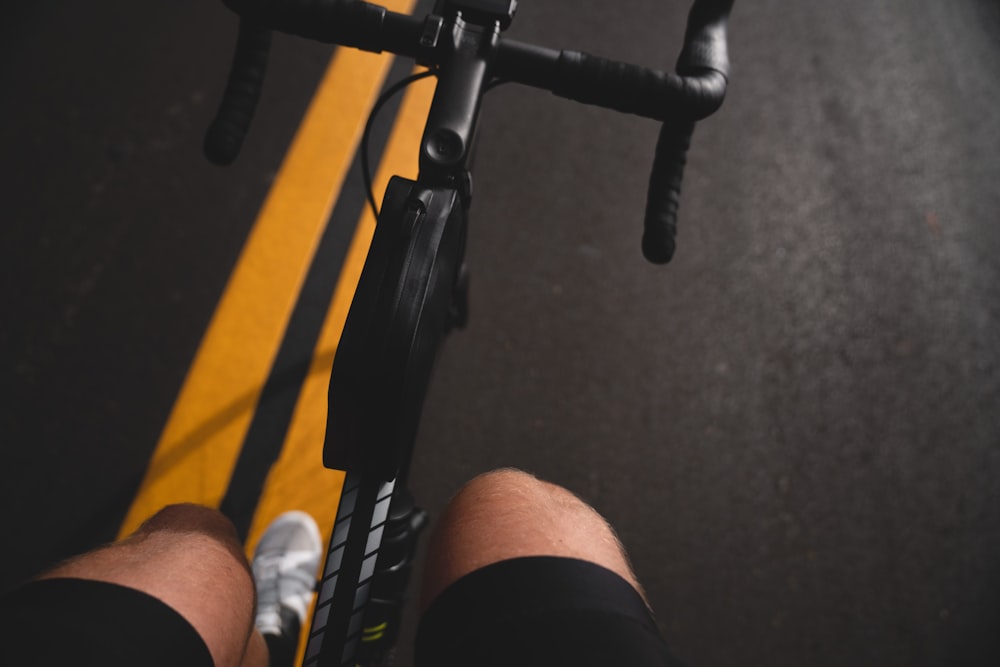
{"left": 245, "top": 70, "right": 436, "bottom": 553}
{"left": 245, "top": 64, "right": 434, "bottom": 667}
{"left": 118, "top": 12, "right": 413, "bottom": 537}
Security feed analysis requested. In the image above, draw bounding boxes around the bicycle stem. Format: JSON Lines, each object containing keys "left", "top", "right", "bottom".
{"left": 418, "top": 14, "right": 500, "bottom": 186}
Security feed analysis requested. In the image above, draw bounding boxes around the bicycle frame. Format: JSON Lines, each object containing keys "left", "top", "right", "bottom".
{"left": 204, "top": 2, "right": 735, "bottom": 665}
{"left": 311, "top": 13, "right": 508, "bottom": 665}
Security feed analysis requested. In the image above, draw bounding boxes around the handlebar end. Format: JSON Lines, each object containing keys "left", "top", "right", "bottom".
{"left": 203, "top": 120, "right": 242, "bottom": 166}
{"left": 642, "top": 120, "right": 694, "bottom": 265}
{"left": 642, "top": 229, "right": 677, "bottom": 265}
{"left": 204, "top": 19, "right": 271, "bottom": 167}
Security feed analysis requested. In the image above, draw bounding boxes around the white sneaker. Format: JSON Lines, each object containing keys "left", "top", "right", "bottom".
{"left": 252, "top": 511, "right": 322, "bottom": 637}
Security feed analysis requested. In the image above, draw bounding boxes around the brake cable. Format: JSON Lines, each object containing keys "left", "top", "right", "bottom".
{"left": 361, "top": 69, "right": 439, "bottom": 221}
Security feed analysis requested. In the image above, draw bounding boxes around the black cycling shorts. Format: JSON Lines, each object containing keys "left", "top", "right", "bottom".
{"left": 0, "top": 577, "right": 214, "bottom": 667}
{"left": 415, "top": 556, "right": 683, "bottom": 667}
{"left": 0, "top": 557, "right": 681, "bottom": 667}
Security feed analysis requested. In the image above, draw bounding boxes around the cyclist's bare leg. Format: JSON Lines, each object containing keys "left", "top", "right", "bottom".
{"left": 420, "top": 468, "right": 646, "bottom": 609}
{"left": 39, "top": 504, "right": 267, "bottom": 667}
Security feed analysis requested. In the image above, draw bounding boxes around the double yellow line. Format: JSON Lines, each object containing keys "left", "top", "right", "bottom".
{"left": 119, "top": 0, "right": 432, "bottom": 555}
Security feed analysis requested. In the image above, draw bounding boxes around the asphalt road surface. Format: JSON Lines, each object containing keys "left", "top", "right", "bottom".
{"left": 2, "top": 1, "right": 998, "bottom": 666}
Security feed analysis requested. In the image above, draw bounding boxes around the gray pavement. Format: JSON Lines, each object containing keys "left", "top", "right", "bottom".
{"left": 2, "top": 1, "right": 999, "bottom": 666}
{"left": 409, "top": 1, "right": 1000, "bottom": 665}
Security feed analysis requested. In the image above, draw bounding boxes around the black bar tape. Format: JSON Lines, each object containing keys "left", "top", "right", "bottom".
{"left": 223, "top": 0, "right": 389, "bottom": 51}
{"left": 552, "top": 51, "right": 684, "bottom": 121}
{"left": 677, "top": 0, "right": 733, "bottom": 77}
{"left": 640, "top": 0, "right": 733, "bottom": 263}
{"left": 642, "top": 120, "right": 695, "bottom": 264}
{"left": 203, "top": 20, "right": 271, "bottom": 166}
{"left": 493, "top": 40, "right": 562, "bottom": 91}
{"left": 551, "top": 51, "right": 726, "bottom": 121}
{"left": 675, "top": 68, "right": 728, "bottom": 119}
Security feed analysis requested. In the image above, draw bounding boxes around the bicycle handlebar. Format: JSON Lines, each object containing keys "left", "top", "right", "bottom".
{"left": 205, "top": 0, "right": 734, "bottom": 263}
{"left": 204, "top": 20, "right": 271, "bottom": 166}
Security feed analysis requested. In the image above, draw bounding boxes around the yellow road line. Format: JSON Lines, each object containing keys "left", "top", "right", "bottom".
{"left": 247, "top": 66, "right": 434, "bottom": 664}
{"left": 246, "top": 69, "right": 436, "bottom": 553}
{"left": 118, "top": 13, "right": 413, "bottom": 537}
{"left": 246, "top": 67, "right": 435, "bottom": 667}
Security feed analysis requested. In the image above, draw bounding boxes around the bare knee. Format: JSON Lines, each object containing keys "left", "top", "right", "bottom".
{"left": 421, "top": 469, "right": 642, "bottom": 608}
{"left": 43, "top": 504, "right": 256, "bottom": 667}
{"left": 129, "top": 503, "right": 250, "bottom": 575}
{"left": 134, "top": 503, "right": 238, "bottom": 537}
